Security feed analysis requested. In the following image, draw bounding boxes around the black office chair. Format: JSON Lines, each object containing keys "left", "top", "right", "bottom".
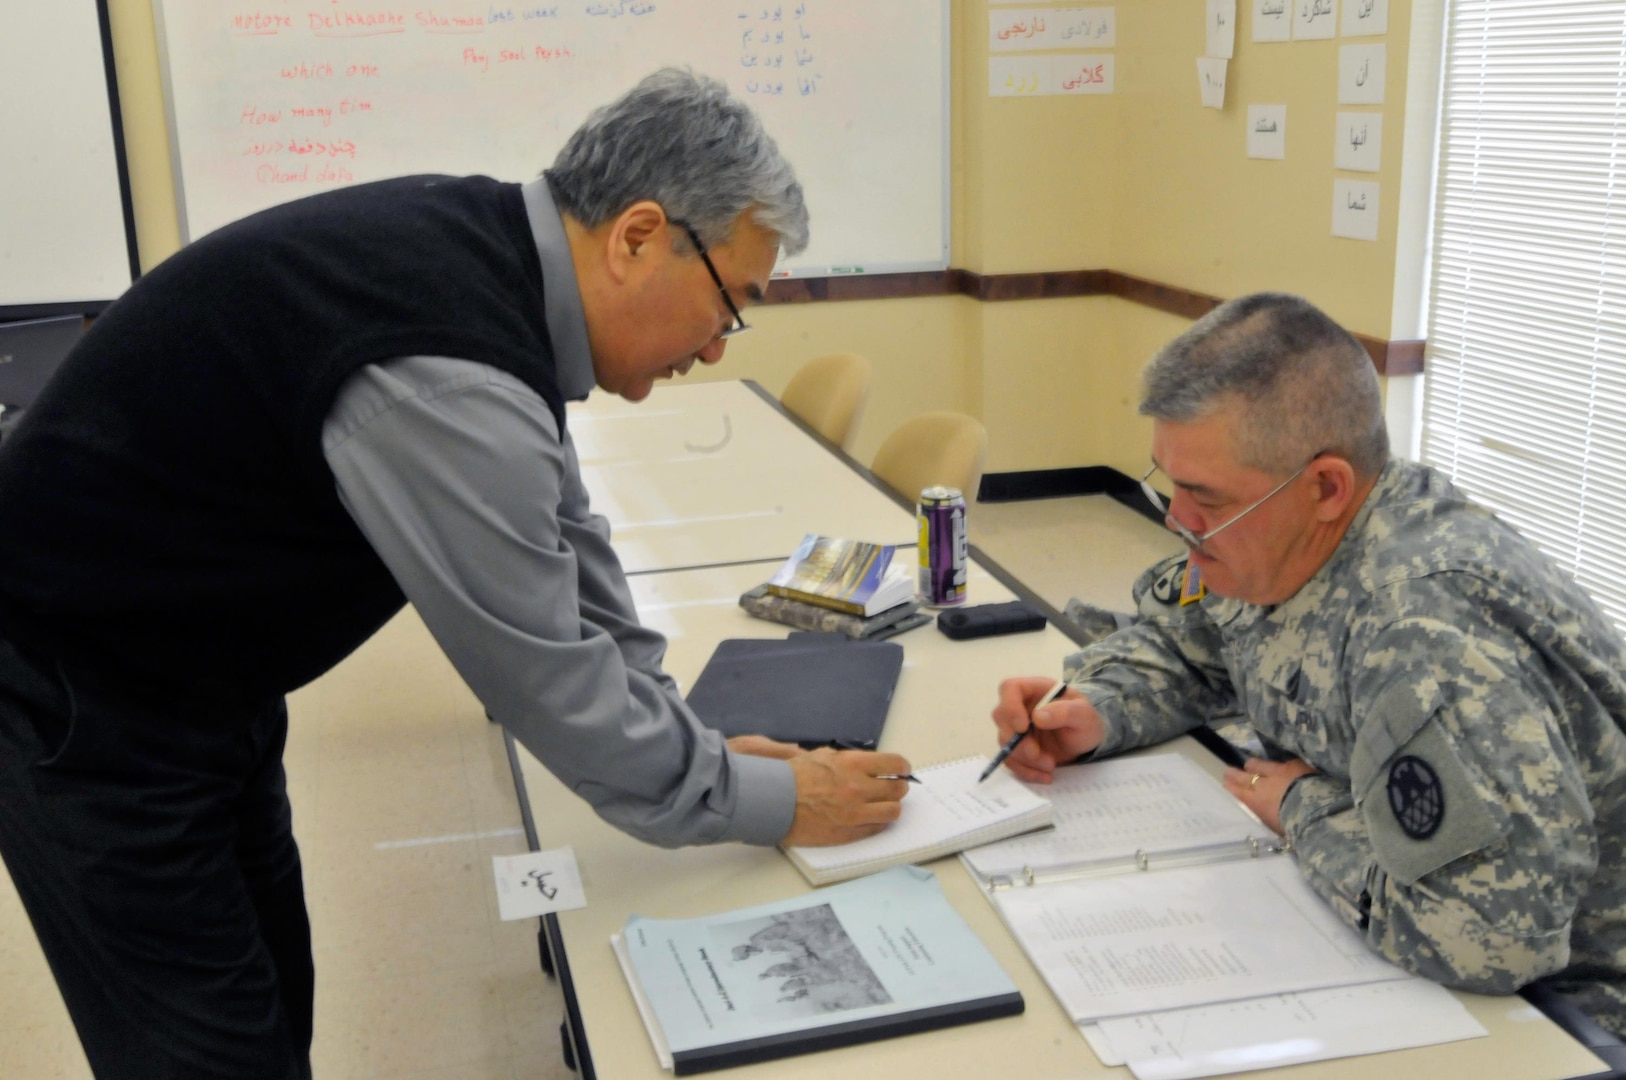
{"left": 1521, "top": 981, "right": 1626, "bottom": 1077}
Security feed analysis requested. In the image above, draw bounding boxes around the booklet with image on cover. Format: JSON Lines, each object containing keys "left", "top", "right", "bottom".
{"left": 612, "top": 865, "right": 1023, "bottom": 1074}
{"left": 765, "top": 534, "right": 915, "bottom": 617}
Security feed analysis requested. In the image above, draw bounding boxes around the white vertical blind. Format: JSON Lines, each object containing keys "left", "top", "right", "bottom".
{"left": 1422, "top": 0, "right": 1626, "bottom": 629}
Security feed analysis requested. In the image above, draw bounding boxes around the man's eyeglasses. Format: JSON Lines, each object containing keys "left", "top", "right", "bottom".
{"left": 674, "top": 221, "right": 750, "bottom": 340}
{"left": 1139, "top": 456, "right": 1318, "bottom": 551}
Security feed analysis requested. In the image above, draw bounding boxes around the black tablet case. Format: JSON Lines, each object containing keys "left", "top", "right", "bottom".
{"left": 684, "top": 635, "right": 905, "bottom": 749}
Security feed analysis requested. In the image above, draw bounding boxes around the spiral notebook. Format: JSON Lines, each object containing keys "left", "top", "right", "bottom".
{"left": 782, "top": 757, "right": 1054, "bottom": 886}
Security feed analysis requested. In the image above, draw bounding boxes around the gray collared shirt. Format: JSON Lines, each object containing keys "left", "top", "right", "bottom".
{"left": 319, "top": 177, "right": 794, "bottom": 848}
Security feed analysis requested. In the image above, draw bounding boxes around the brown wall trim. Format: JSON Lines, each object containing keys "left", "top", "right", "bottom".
{"left": 762, "top": 270, "right": 966, "bottom": 304}
{"left": 1106, "top": 271, "right": 1222, "bottom": 321}
{"left": 762, "top": 267, "right": 1425, "bottom": 375}
{"left": 957, "top": 268, "right": 1114, "bottom": 301}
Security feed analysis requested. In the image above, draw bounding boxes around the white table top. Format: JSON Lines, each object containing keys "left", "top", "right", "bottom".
{"left": 568, "top": 381, "right": 916, "bottom": 575}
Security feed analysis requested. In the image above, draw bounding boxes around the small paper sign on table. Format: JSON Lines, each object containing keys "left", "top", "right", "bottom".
{"left": 493, "top": 846, "right": 587, "bottom": 921}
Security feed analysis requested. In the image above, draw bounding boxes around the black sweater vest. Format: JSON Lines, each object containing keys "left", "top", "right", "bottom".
{"left": 0, "top": 175, "right": 564, "bottom": 706}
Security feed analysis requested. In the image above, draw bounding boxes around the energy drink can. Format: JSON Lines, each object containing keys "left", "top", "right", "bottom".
{"left": 917, "top": 485, "right": 967, "bottom": 606}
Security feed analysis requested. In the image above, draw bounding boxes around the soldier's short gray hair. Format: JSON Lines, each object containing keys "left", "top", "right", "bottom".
{"left": 1139, "top": 292, "right": 1390, "bottom": 478}
{"left": 544, "top": 68, "right": 809, "bottom": 257}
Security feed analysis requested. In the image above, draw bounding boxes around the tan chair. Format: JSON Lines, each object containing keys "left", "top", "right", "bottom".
{"left": 870, "top": 411, "right": 988, "bottom": 503}
{"left": 779, "top": 352, "right": 871, "bottom": 452}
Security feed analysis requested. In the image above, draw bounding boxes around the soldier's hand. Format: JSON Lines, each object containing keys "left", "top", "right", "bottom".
{"left": 781, "top": 746, "right": 912, "bottom": 846}
{"left": 991, "top": 675, "right": 1104, "bottom": 783}
{"left": 1223, "top": 757, "right": 1316, "bottom": 834}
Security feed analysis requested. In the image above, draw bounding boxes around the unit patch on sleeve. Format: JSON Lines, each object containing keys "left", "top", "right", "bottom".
{"left": 1387, "top": 755, "right": 1445, "bottom": 841}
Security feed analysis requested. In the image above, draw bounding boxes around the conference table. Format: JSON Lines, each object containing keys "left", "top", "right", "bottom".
{"left": 505, "top": 380, "right": 1608, "bottom": 1079}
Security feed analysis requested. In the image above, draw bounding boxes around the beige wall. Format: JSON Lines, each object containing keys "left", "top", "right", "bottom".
{"left": 101, "top": 0, "right": 1415, "bottom": 480}
{"left": 1111, "top": 0, "right": 1408, "bottom": 337}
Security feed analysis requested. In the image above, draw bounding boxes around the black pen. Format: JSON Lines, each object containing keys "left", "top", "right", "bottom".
{"left": 978, "top": 678, "right": 1068, "bottom": 783}
{"left": 827, "top": 739, "right": 921, "bottom": 783}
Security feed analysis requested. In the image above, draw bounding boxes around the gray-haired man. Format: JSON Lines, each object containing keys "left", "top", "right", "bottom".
{"left": 993, "top": 292, "right": 1626, "bottom": 1034}
{"left": 0, "top": 69, "right": 909, "bottom": 1078}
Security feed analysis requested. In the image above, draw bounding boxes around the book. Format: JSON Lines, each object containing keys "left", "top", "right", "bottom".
{"left": 685, "top": 636, "right": 904, "bottom": 750}
{"left": 782, "top": 757, "right": 1054, "bottom": 886}
{"left": 739, "top": 583, "right": 930, "bottom": 640}
{"left": 612, "top": 865, "right": 1024, "bottom": 1074}
{"left": 765, "top": 534, "right": 916, "bottom": 617}
{"left": 959, "top": 754, "right": 1409, "bottom": 1026}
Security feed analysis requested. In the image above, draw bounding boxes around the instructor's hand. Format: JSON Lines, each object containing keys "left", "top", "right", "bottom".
{"left": 730, "top": 735, "right": 911, "bottom": 846}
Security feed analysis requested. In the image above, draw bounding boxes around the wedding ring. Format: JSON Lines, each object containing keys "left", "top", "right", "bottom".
{"left": 1249, "top": 773, "right": 1261, "bottom": 789}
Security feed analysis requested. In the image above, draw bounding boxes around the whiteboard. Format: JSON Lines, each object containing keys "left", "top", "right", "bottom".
{"left": 0, "top": 1, "right": 137, "bottom": 314}
{"left": 153, "top": 1, "right": 948, "bottom": 277}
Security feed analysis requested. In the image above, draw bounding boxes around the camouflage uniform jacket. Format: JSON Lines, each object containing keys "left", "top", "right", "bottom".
{"left": 1066, "top": 458, "right": 1626, "bottom": 1032}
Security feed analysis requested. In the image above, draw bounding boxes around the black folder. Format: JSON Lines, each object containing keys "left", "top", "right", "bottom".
{"left": 684, "top": 634, "right": 904, "bottom": 749}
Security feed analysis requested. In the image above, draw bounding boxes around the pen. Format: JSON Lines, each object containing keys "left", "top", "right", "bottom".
{"left": 827, "top": 739, "right": 921, "bottom": 783}
{"left": 977, "top": 678, "right": 1068, "bottom": 783}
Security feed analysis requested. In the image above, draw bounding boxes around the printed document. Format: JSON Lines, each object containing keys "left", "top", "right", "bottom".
{"left": 994, "top": 856, "right": 1406, "bottom": 1021}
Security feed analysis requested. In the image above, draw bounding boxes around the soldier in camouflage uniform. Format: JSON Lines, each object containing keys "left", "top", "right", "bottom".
{"left": 993, "top": 292, "right": 1626, "bottom": 1034}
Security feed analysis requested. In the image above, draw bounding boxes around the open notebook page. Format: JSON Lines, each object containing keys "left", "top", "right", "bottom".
{"left": 784, "top": 757, "right": 1053, "bottom": 885}
{"left": 962, "top": 753, "right": 1263, "bottom": 881}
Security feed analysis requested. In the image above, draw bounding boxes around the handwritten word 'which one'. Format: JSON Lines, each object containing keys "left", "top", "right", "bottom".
{"left": 281, "top": 62, "right": 382, "bottom": 79}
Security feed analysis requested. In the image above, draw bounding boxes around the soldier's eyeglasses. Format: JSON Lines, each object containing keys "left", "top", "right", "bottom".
{"left": 1139, "top": 457, "right": 1317, "bottom": 551}
{"left": 674, "top": 221, "right": 750, "bottom": 340}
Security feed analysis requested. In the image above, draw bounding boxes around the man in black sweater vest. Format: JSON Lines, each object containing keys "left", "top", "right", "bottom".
{"left": 0, "top": 69, "right": 912, "bottom": 1078}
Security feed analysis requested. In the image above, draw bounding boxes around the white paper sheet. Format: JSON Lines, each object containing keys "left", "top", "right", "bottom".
{"left": 493, "top": 846, "right": 587, "bottom": 920}
{"left": 1332, "top": 179, "right": 1380, "bottom": 241}
{"left": 990, "top": 7, "right": 1116, "bottom": 51}
{"left": 788, "top": 757, "right": 1053, "bottom": 880}
{"left": 1251, "top": 0, "right": 1291, "bottom": 41}
{"left": 1247, "top": 105, "right": 1287, "bottom": 159}
{"left": 962, "top": 754, "right": 1263, "bottom": 882}
{"left": 1338, "top": 44, "right": 1386, "bottom": 104}
{"left": 991, "top": 55, "right": 1049, "bottom": 96}
{"left": 1341, "top": 0, "right": 1388, "bottom": 36}
{"left": 1205, "top": 0, "right": 1236, "bottom": 58}
{"left": 991, "top": 54, "right": 1114, "bottom": 97}
{"left": 1293, "top": 0, "right": 1337, "bottom": 39}
{"left": 1197, "top": 58, "right": 1228, "bottom": 109}
{"left": 994, "top": 857, "right": 1406, "bottom": 1022}
{"left": 1054, "top": 55, "right": 1114, "bottom": 94}
{"left": 1334, "top": 111, "right": 1382, "bottom": 172}
{"left": 1099, "top": 980, "right": 1488, "bottom": 1079}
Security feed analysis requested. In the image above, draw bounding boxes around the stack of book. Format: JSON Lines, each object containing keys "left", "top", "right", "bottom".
{"left": 741, "top": 534, "right": 929, "bottom": 640}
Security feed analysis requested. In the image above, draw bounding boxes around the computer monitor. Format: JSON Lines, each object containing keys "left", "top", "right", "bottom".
{"left": 0, "top": 314, "right": 83, "bottom": 411}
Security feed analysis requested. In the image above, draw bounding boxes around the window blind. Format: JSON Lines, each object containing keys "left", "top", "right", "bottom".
{"left": 1421, "top": 0, "right": 1626, "bottom": 629}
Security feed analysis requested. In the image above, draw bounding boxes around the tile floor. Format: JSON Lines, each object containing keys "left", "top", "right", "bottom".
{"left": 0, "top": 493, "right": 1178, "bottom": 1079}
